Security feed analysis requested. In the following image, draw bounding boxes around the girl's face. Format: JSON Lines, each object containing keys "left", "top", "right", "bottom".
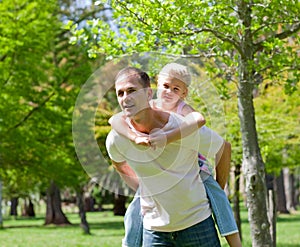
{"left": 157, "top": 76, "right": 188, "bottom": 107}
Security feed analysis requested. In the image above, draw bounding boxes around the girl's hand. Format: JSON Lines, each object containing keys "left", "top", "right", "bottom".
{"left": 134, "top": 136, "right": 151, "bottom": 146}
{"left": 149, "top": 129, "right": 167, "bottom": 149}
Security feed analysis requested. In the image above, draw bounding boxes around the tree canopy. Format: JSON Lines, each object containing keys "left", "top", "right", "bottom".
{"left": 0, "top": 0, "right": 299, "bottom": 244}
{"left": 68, "top": 1, "right": 299, "bottom": 245}
{"left": 0, "top": 0, "right": 99, "bottom": 200}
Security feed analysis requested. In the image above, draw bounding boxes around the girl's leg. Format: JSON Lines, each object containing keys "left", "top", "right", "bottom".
{"left": 202, "top": 174, "right": 242, "bottom": 247}
{"left": 225, "top": 234, "right": 242, "bottom": 247}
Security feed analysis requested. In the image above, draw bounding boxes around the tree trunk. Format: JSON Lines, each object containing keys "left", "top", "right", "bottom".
{"left": 237, "top": 34, "right": 272, "bottom": 244}
{"left": 0, "top": 179, "right": 3, "bottom": 228}
{"left": 76, "top": 189, "right": 91, "bottom": 234}
{"left": 291, "top": 173, "right": 299, "bottom": 207}
{"left": 236, "top": 2, "right": 273, "bottom": 245}
{"left": 22, "top": 198, "right": 35, "bottom": 217}
{"left": 294, "top": 170, "right": 300, "bottom": 206}
{"left": 238, "top": 83, "right": 272, "bottom": 245}
{"left": 113, "top": 193, "right": 126, "bottom": 216}
{"left": 276, "top": 170, "right": 289, "bottom": 214}
{"left": 45, "top": 181, "right": 71, "bottom": 225}
{"left": 233, "top": 163, "right": 242, "bottom": 240}
{"left": 84, "top": 196, "right": 95, "bottom": 212}
{"left": 266, "top": 174, "right": 276, "bottom": 247}
{"left": 10, "top": 197, "right": 18, "bottom": 217}
{"left": 283, "top": 167, "right": 296, "bottom": 211}
{"left": 28, "top": 199, "right": 35, "bottom": 217}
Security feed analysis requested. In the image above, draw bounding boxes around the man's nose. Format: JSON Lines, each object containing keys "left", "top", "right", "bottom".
{"left": 123, "top": 92, "right": 131, "bottom": 102}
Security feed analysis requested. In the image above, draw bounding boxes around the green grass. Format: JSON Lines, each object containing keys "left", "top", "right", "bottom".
{"left": 219, "top": 207, "right": 300, "bottom": 247}
{"left": 0, "top": 208, "right": 300, "bottom": 247}
{"left": 0, "top": 211, "right": 124, "bottom": 247}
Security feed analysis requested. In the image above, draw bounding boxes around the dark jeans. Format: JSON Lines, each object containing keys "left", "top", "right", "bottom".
{"left": 142, "top": 215, "right": 221, "bottom": 247}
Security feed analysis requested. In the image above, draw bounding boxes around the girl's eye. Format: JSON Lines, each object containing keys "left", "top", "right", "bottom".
{"left": 173, "top": 88, "right": 180, "bottom": 92}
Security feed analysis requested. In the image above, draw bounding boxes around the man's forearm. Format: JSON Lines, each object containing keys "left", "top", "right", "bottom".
{"left": 112, "top": 160, "right": 139, "bottom": 191}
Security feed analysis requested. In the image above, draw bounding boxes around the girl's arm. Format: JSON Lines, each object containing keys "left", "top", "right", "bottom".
{"left": 166, "top": 111, "right": 205, "bottom": 143}
{"left": 215, "top": 141, "right": 231, "bottom": 189}
{"left": 109, "top": 112, "right": 150, "bottom": 145}
{"left": 149, "top": 104, "right": 206, "bottom": 147}
{"left": 109, "top": 112, "right": 136, "bottom": 141}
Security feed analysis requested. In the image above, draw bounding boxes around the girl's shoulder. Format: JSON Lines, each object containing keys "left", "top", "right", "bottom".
{"left": 177, "top": 101, "right": 195, "bottom": 116}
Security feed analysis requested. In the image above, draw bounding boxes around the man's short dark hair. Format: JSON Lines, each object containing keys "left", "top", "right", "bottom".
{"left": 115, "top": 67, "right": 150, "bottom": 88}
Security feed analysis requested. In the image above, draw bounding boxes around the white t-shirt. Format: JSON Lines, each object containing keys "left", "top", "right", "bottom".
{"left": 106, "top": 113, "right": 224, "bottom": 232}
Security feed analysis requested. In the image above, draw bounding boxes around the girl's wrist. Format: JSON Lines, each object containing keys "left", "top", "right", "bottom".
{"left": 128, "top": 133, "right": 137, "bottom": 142}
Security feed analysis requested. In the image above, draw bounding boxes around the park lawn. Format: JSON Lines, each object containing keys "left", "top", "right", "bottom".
{"left": 0, "top": 207, "right": 300, "bottom": 247}
{"left": 0, "top": 211, "right": 124, "bottom": 247}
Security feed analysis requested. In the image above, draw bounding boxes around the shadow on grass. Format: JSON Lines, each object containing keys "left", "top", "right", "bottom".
{"left": 88, "top": 221, "right": 123, "bottom": 230}
{"left": 3, "top": 216, "right": 45, "bottom": 221}
{"left": 277, "top": 244, "right": 300, "bottom": 247}
{"left": 239, "top": 211, "right": 300, "bottom": 224}
{"left": 2, "top": 220, "right": 123, "bottom": 231}
{"left": 276, "top": 214, "right": 300, "bottom": 223}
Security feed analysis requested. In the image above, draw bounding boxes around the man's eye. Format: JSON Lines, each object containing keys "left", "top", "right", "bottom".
{"left": 118, "top": 92, "right": 124, "bottom": 97}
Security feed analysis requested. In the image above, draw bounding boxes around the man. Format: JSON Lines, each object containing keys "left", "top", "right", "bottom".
{"left": 106, "top": 67, "right": 226, "bottom": 246}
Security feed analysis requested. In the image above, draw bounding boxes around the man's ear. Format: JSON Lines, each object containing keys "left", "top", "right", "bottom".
{"left": 147, "top": 88, "right": 153, "bottom": 101}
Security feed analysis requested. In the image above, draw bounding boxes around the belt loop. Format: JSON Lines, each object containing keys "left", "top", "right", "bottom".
{"left": 171, "top": 232, "right": 177, "bottom": 240}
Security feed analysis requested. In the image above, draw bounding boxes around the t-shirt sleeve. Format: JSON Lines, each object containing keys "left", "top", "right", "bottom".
{"left": 197, "top": 126, "right": 224, "bottom": 158}
{"left": 106, "top": 130, "right": 126, "bottom": 163}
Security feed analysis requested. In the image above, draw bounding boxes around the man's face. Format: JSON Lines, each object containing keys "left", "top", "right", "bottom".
{"left": 115, "top": 74, "right": 151, "bottom": 118}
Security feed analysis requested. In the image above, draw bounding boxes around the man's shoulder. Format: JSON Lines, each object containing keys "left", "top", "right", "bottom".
{"left": 106, "top": 129, "right": 118, "bottom": 139}
{"left": 105, "top": 130, "right": 128, "bottom": 162}
{"left": 106, "top": 129, "right": 128, "bottom": 146}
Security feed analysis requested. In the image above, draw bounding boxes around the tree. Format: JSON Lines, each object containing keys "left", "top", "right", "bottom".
{"left": 0, "top": 0, "right": 104, "bottom": 227}
{"left": 45, "top": 181, "right": 71, "bottom": 225}
{"left": 0, "top": 180, "right": 2, "bottom": 228}
{"left": 0, "top": 0, "right": 61, "bottom": 224}
{"left": 69, "top": 1, "right": 300, "bottom": 245}
{"left": 254, "top": 83, "right": 300, "bottom": 216}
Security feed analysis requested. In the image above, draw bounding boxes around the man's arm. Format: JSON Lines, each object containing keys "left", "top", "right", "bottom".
{"left": 215, "top": 141, "right": 231, "bottom": 189}
{"left": 112, "top": 160, "right": 139, "bottom": 191}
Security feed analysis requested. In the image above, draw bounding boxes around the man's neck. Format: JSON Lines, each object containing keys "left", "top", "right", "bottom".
{"left": 130, "top": 108, "right": 169, "bottom": 134}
